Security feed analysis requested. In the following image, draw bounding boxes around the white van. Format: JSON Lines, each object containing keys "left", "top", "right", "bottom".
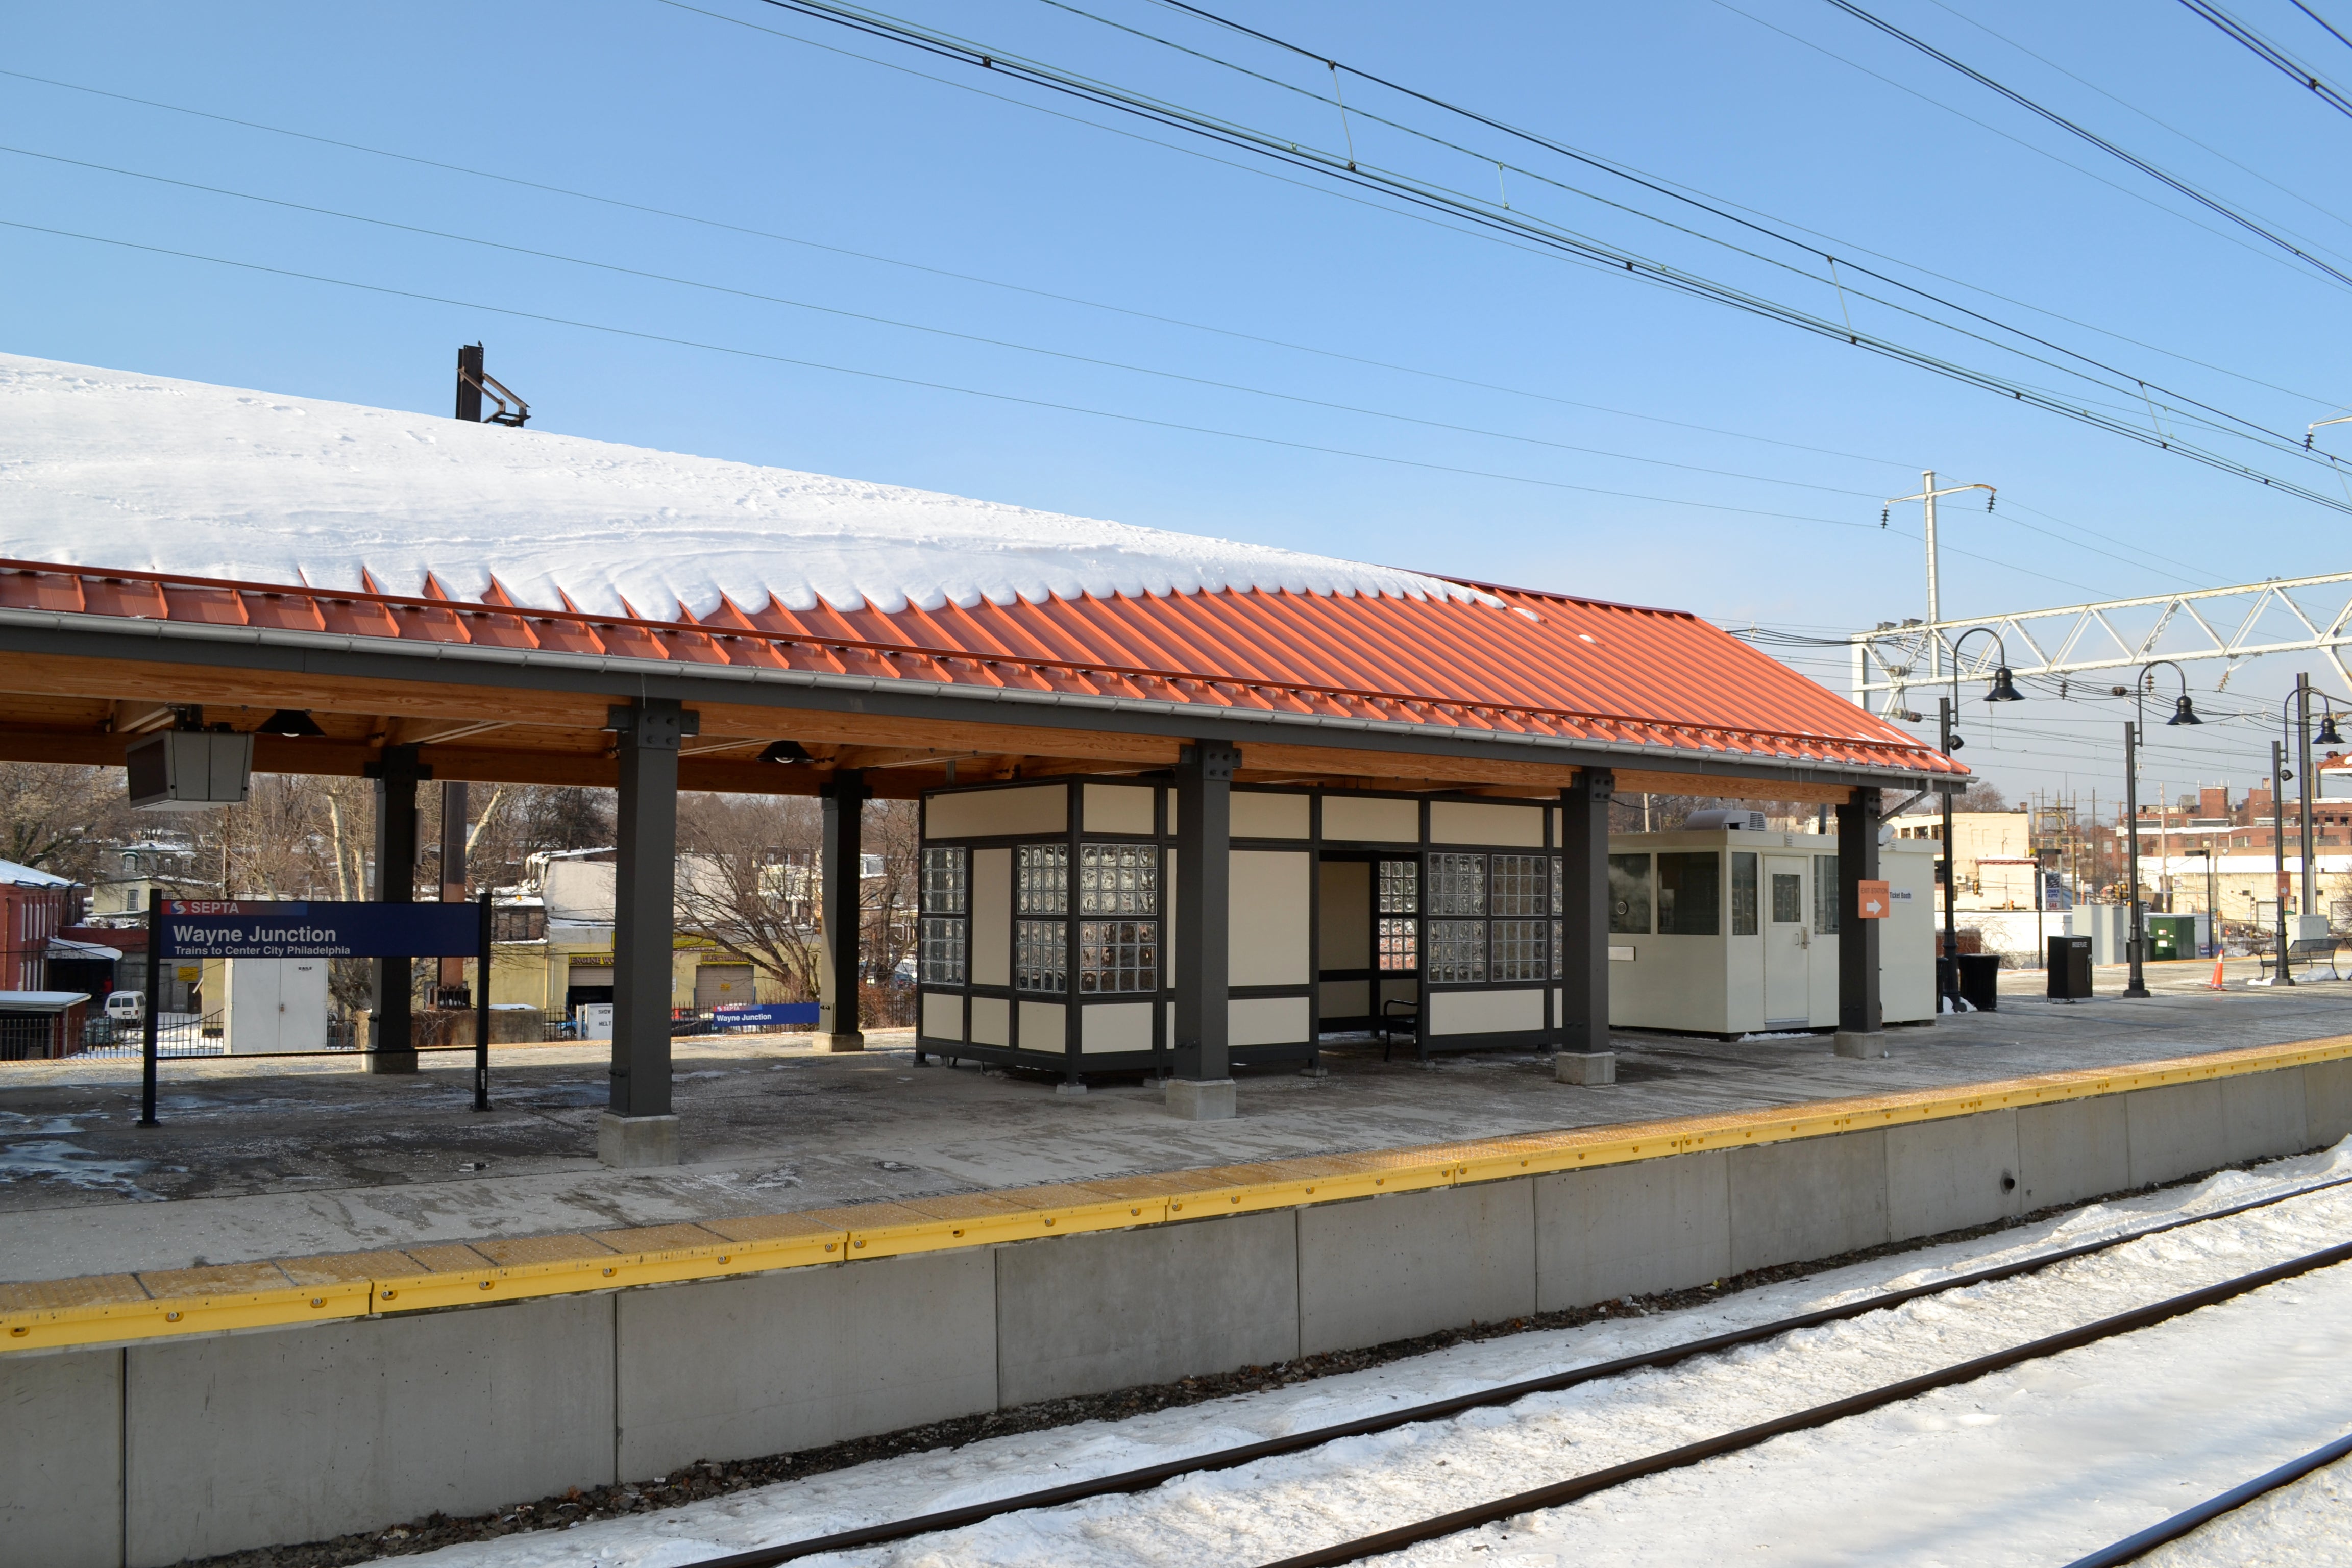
{"left": 106, "top": 991, "right": 145, "bottom": 1023}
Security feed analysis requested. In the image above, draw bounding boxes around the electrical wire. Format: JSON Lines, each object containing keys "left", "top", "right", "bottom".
{"left": 0, "top": 215, "right": 1982, "bottom": 537}
{"left": 714, "top": 0, "right": 2352, "bottom": 513}
{"left": 2291, "top": 0, "right": 2352, "bottom": 54}
{"left": 1095, "top": 0, "right": 2346, "bottom": 460}
{"left": 2178, "top": 0, "right": 2352, "bottom": 121}
{"left": 1816, "top": 0, "right": 2352, "bottom": 286}
{"left": 0, "top": 68, "right": 1923, "bottom": 479}
{"left": 1, "top": 142, "right": 1909, "bottom": 503}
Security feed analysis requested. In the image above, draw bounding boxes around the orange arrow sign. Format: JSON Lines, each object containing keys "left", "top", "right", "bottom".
{"left": 1856, "top": 879, "right": 1891, "bottom": 920}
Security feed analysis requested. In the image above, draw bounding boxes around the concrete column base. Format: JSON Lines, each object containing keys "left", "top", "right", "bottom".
{"left": 1554, "top": 1050, "right": 1616, "bottom": 1085}
{"left": 365, "top": 1049, "right": 418, "bottom": 1075}
{"left": 1055, "top": 1080, "right": 1089, "bottom": 1096}
{"left": 818, "top": 1032, "right": 866, "bottom": 1054}
{"left": 1165, "top": 1077, "right": 1237, "bottom": 1120}
{"left": 1833, "top": 1031, "right": 1889, "bottom": 1060}
{"left": 597, "top": 1112, "right": 681, "bottom": 1168}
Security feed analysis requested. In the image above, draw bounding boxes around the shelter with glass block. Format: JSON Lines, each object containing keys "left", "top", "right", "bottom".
{"left": 0, "top": 353, "right": 1969, "bottom": 1150}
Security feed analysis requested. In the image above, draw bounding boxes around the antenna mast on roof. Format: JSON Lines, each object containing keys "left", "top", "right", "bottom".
{"left": 454, "top": 343, "right": 529, "bottom": 428}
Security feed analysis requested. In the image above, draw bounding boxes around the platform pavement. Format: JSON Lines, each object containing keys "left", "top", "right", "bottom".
{"left": 3, "top": 961, "right": 2349, "bottom": 1284}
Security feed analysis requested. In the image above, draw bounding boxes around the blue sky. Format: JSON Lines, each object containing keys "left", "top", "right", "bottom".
{"left": 7, "top": 0, "right": 2351, "bottom": 806}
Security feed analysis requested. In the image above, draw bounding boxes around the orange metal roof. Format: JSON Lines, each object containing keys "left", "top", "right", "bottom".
{"left": 1, "top": 557, "right": 1959, "bottom": 778}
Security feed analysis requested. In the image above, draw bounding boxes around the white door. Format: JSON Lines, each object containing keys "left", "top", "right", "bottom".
{"left": 1764, "top": 857, "right": 1809, "bottom": 1024}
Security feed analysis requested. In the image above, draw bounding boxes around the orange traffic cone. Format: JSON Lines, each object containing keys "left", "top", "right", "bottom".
{"left": 2208, "top": 953, "right": 2227, "bottom": 990}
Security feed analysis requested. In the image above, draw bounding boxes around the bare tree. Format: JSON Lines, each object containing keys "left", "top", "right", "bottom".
{"left": 864, "top": 799, "right": 920, "bottom": 985}
{"left": 0, "top": 762, "right": 139, "bottom": 880}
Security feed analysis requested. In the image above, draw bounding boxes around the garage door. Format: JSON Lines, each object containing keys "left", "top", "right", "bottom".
{"left": 694, "top": 963, "right": 756, "bottom": 1010}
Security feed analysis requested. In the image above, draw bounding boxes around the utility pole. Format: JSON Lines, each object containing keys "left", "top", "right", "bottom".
{"left": 1883, "top": 471, "right": 1996, "bottom": 680}
{"left": 2124, "top": 721, "right": 2149, "bottom": 998}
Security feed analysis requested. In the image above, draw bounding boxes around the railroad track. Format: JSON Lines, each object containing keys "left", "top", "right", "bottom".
{"left": 666, "top": 1171, "right": 2352, "bottom": 1568}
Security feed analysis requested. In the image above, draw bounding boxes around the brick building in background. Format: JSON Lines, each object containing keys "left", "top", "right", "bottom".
{"left": 0, "top": 859, "right": 78, "bottom": 991}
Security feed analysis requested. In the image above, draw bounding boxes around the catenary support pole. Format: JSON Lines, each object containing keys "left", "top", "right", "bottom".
{"left": 1555, "top": 768, "right": 1616, "bottom": 1085}
{"left": 473, "top": 889, "right": 492, "bottom": 1113}
{"left": 1835, "top": 786, "right": 1885, "bottom": 1058}
{"left": 366, "top": 745, "right": 426, "bottom": 1074}
{"left": 817, "top": 770, "right": 870, "bottom": 1052}
{"left": 2297, "top": 672, "right": 2317, "bottom": 926}
{"left": 1940, "top": 697, "right": 1959, "bottom": 1007}
{"left": 138, "top": 887, "right": 160, "bottom": 1125}
{"left": 2273, "top": 739, "right": 2294, "bottom": 983}
{"left": 1170, "top": 741, "right": 1238, "bottom": 1119}
{"left": 602, "top": 699, "right": 693, "bottom": 1167}
{"left": 2124, "top": 721, "right": 2149, "bottom": 998}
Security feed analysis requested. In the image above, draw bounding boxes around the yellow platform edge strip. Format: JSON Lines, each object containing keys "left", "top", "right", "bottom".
{"left": 7, "top": 1034, "right": 2347, "bottom": 1355}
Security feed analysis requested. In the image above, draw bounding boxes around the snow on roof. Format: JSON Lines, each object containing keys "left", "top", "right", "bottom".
{"left": 0, "top": 857, "right": 72, "bottom": 888}
{"left": 0, "top": 354, "right": 1492, "bottom": 619}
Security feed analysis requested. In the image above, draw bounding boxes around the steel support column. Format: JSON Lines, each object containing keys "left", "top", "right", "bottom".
{"left": 602, "top": 698, "right": 694, "bottom": 1167}
{"left": 366, "top": 744, "right": 426, "bottom": 1074}
{"left": 1835, "top": 785, "right": 1886, "bottom": 1059}
{"left": 818, "top": 770, "right": 870, "bottom": 1052}
{"left": 1555, "top": 768, "right": 1616, "bottom": 1084}
{"left": 1170, "top": 740, "right": 1238, "bottom": 1118}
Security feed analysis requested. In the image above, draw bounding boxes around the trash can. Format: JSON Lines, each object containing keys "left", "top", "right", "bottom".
{"left": 1956, "top": 953, "right": 2002, "bottom": 1012}
{"left": 2047, "top": 935, "right": 2093, "bottom": 1000}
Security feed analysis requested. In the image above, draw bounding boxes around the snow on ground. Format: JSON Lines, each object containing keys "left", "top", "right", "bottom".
{"left": 0, "top": 354, "right": 1491, "bottom": 618}
{"left": 2139, "top": 1451, "right": 2352, "bottom": 1566}
{"left": 376, "top": 1141, "right": 2352, "bottom": 1567}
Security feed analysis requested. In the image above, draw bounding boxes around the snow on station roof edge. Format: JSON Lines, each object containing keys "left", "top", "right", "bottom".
{"left": 0, "top": 354, "right": 1503, "bottom": 623}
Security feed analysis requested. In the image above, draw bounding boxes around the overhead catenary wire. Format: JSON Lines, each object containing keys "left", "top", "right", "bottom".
{"left": 2178, "top": 0, "right": 2352, "bottom": 121}
{"left": 719, "top": 0, "right": 2352, "bottom": 515}
{"left": 0, "top": 66, "right": 1929, "bottom": 477}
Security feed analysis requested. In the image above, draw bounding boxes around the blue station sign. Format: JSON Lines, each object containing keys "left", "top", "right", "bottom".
{"left": 157, "top": 900, "right": 480, "bottom": 960}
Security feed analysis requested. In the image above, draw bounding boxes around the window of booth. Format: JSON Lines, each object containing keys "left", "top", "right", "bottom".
{"left": 1812, "top": 854, "right": 1842, "bottom": 934}
{"left": 920, "top": 846, "right": 967, "bottom": 985}
{"left": 1377, "top": 859, "right": 1419, "bottom": 972}
{"left": 1731, "top": 851, "right": 1758, "bottom": 936}
{"left": 1656, "top": 852, "right": 1721, "bottom": 935}
{"left": 1608, "top": 853, "right": 1652, "bottom": 934}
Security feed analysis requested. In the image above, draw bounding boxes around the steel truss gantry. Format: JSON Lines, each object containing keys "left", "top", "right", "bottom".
{"left": 1848, "top": 572, "right": 2352, "bottom": 718}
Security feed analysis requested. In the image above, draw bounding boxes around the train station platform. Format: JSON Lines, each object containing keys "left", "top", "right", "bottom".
{"left": 5, "top": 963, "right": 2350, "bottom": 1292}
{"left": 9, "top": 968, "right": 2352, "bottom": 1567}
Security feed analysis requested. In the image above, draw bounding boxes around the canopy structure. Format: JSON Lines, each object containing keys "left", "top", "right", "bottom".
{"left": 0, "top": 353, "right": 1960, "bottom": 1154}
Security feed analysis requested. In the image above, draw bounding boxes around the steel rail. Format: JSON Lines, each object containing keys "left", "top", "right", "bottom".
{"left": 674, "top": 1172, "right": 2352, "bottom": 1568}
{"left": 1262, "top": 1239, "right": 2352, "bottom": 1567}
{"left": 0, "top": 555, "right": 1940, "bottom": 761}
{"left": 2062, "top": 1427, "right": 2352, "bottom": 1567}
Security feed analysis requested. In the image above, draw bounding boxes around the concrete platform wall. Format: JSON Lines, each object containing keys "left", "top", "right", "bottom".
{"left": 9, "top": 1061, "right": 2343, "bottom": 1567}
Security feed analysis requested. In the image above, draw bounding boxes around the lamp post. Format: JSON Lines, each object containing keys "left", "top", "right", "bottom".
{"left": 2271, "top": 677, "right": 2350, "bottom": 972}
{"left": 2111, "top": 660, "right": 2201, "bottom": 999}
{"left": 1942, "top": 629, "right": 2024, "bottom": 1007}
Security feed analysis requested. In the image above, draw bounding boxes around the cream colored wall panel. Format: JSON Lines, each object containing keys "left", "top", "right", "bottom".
{"left": 925, "top": 784, "right": 1069, "bottom": 840}
{"left": 1320, "top": 979, "right": 1371, "bottom": 1018}
{"left": 1081, "top": 1001, "right": 1154, "bottom": 1054}
{"left": 1430, "top": 801, "right": 1546, "bottom": 847}
{"left": 1082, "top": 784, "right": 1156, "bottom": 836}
{"left": 1230, "top": 995, "right": 1310, "bottom": 1047}
{"left": 970, "top": 848, "right": 1012, "bottom": 988}
{"left": 1318, "top": 860, "right": 1371, "bottom": 970}
{"left": 1019, "top": 1000, "right": 1066, "bottom": 1054}
{"left": 1231, "top": 791, "right": 1311, "bottom": 839}
{"left": 970, "top": 995, "right": 1010, "bottom": 1046}
{"left": 1229, "top": 850, "right": 1310, "bottom": 987}
{"left": 1379, "top": 977, "right": 1420, "bottom": 1009}
{"left": 921, "top": 992, "right": 964, "bottom": 1041}
{"left": 1431, "top": 987, "right": 1547, "bottom": 1035}
{"left": 1321, "top": 795, "right": 1419, "bottom": 843}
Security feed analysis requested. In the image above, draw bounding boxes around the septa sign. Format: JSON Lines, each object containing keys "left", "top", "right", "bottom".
{"left": 1855, "top": 880, "right": 1892, "bottom": 920}
{"left": 158, "top": 900, "right": 479, "bottom": 960}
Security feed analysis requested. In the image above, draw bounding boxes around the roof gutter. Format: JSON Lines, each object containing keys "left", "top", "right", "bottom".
{"left": 0, "top": 606, "right": 1955, "bottom": 791}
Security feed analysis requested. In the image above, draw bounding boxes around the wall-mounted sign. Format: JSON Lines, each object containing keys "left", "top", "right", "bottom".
{"left": 157, "top": 900, "right": 479, "bottom": 960}
{"left": 1856, "top": 880, "right": 1891, "bottom": 920}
